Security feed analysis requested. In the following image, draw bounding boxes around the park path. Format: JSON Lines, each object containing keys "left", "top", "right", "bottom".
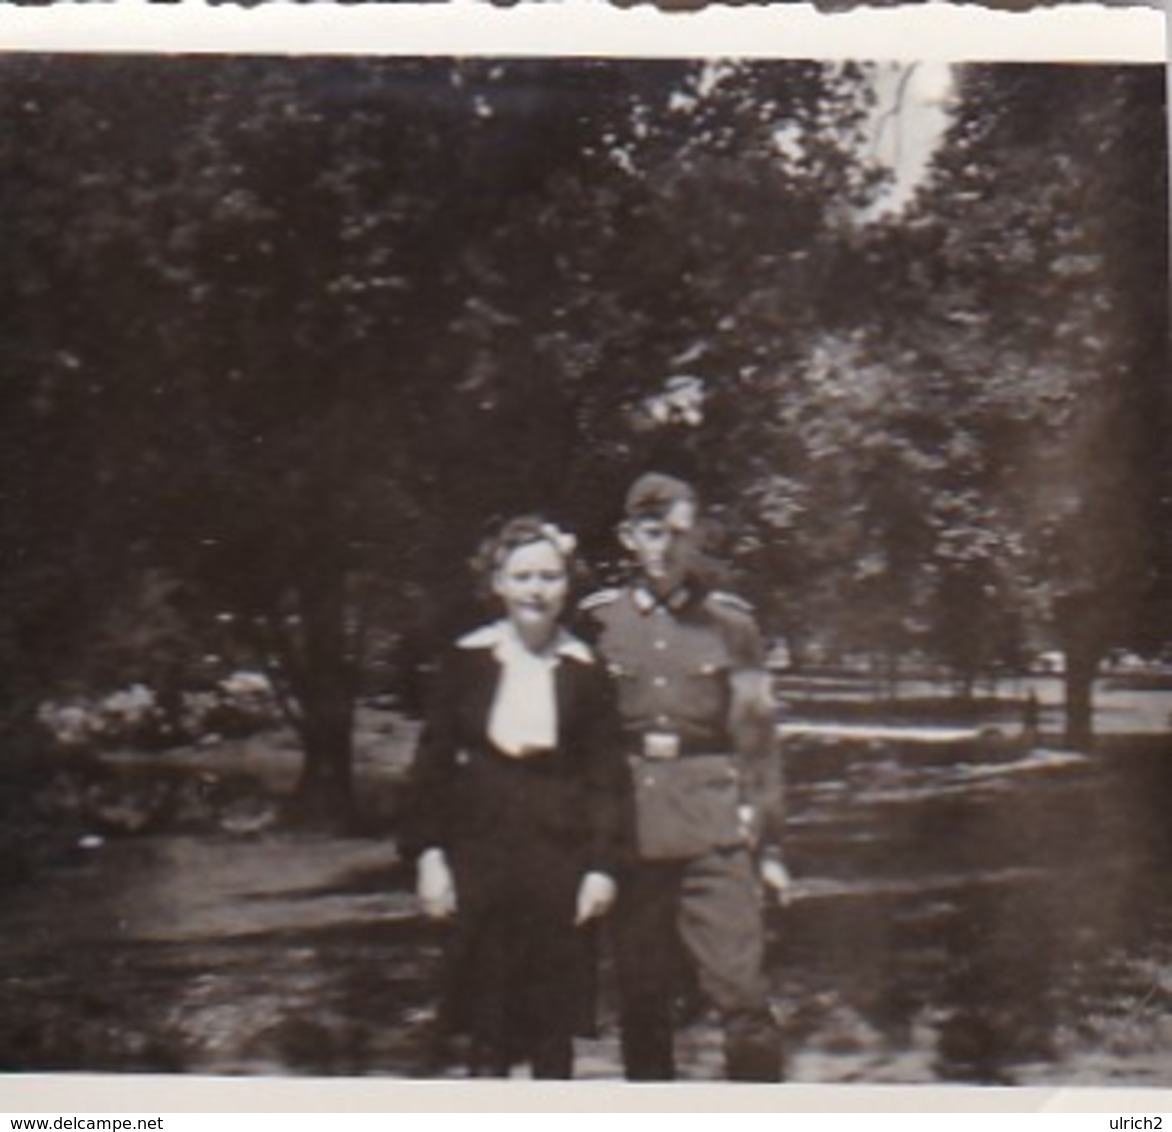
{"left": 0, "top": 825, "right": 925, "bottom": 1082}
{"left": 4, "top": 695, "right": 1172, "bottom": 1084}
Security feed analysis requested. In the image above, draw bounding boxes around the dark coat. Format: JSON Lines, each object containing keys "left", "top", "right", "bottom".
{"left": 399, "top": 625, "right": 632, "bottom": 1056}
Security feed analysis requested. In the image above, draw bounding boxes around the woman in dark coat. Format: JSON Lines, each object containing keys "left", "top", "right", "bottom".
{"left": 399, "top": 516, "right": 631, "bottom": 1079}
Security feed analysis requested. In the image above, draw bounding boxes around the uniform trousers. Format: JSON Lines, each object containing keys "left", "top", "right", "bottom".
{"left": 613, "top": 845, "right": 783, "bottom": 1081}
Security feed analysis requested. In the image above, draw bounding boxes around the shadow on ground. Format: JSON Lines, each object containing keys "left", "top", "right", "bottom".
{"left": 2, "top": 710, "right": 1171, "bottom": 1084}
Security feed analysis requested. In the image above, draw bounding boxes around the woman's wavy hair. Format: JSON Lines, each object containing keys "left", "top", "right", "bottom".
{"left": 470, "top": 515, "right": 588, "bottom": 606}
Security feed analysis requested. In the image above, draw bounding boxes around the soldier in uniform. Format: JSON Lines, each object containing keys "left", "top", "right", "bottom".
{"left": 579, "top": 472, "right": 789, "bottom": 1082}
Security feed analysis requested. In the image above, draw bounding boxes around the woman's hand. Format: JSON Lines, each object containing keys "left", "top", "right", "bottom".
{"left": 417, "top": 847, "right": 457, "bottom": 920}
{"left": 575, "top": 871, "right": 617, "bottom": 925}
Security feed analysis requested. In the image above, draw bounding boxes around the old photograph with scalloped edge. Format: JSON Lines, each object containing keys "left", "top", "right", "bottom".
{"left": 0, "top": 51, "right": 1168, "bottom": 1085}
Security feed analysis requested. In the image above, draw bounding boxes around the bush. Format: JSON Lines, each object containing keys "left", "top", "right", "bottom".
{"left": 37, "top": 671, "right": 282, "bottom": 753}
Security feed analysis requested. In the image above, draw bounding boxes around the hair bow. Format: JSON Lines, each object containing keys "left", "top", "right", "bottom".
{"left": 539, "top": 522, "right": 577, "bottom": 559}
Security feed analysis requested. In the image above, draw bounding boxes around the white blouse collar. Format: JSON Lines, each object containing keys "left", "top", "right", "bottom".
{"left": 457, "top": 620, "right": 594, "bottom": 665}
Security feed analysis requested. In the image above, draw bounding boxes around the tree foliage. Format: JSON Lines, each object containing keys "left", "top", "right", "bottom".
{"left": 0, "top": 56, "right": 1164, "bottom": 806}
{"left": 786, "top": 63, "right": 1169, "bottom": 735}
{"left": 0, "top": 55, "right": 885, "bottom": 817}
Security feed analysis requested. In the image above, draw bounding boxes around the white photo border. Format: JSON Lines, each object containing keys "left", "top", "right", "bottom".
{"left": 0, "top": 0, "right": 1166, "bottom": 1115}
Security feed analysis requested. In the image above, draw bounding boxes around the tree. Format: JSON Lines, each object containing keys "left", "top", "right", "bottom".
{"left": 454, "top": 60, "right": 887, "bottom": 608}
{"left": 0, "top": 58, "right": 200, "bottom": 749}
{"left": 830, "top": 63, "right": 1169, "bottom": 743}
{"left": 0, "top": 55, "right": 886, "bottom": 823}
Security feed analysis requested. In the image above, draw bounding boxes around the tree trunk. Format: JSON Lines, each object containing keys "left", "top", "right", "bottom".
{"left": 284, "top": 556, "right": 359, "bottom": 832}
{"left": 0, "top": 693, "right": 49, "bottom": 763}
{"left": 289, "top": 678, "right": 356, "bottom": 830}
{"left": 1054, "top": 588, "right": 1110, "bottom": 753}
{"left": 1062, "top": 648, "right": 1098, "bottom": 752}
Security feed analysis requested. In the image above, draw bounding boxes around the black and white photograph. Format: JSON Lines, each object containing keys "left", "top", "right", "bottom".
{"left": 0, "top": 36, "right": 1168, "bottom": 1094}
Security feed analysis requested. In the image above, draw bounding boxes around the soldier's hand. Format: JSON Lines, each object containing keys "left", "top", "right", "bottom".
{"left": 575, "top": 871, "right": 617, "bottom": 925}
{"left": 759, "top": 855, "right": 792, "bottom": 906}
{"left": 417, "top": 848, "right": 457, "bottom": 920}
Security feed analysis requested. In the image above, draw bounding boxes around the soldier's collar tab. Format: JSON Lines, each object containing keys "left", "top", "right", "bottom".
{"left": 632, "top": 582, "right": 694, "bottom": 614}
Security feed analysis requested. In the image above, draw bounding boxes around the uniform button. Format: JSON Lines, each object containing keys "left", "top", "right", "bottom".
{"left": 656, "top": 715, "right": 670, "bottom": 727}
{"left": 653, "top": 676, "right": 667, "bottom": 687}
{"left": 654, "top": 640, "right": 667, "bottom": 650}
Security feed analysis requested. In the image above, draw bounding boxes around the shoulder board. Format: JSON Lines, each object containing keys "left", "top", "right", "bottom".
{"left": 578, "top": 588, "right": 622, "bottom": 612}
{"left": 708, "top": 590, "right": 755, "bottom": 614}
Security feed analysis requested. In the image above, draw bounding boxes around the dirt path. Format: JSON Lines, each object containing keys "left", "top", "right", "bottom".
{"left": 0, "top": 827, "right": 884, "bottom": 1081}
{"left": 6, "top": 821, "right": 1170, "bottom": 1085}
{"left": 4, "top": 705, "right": 1172, "bottom": 1084}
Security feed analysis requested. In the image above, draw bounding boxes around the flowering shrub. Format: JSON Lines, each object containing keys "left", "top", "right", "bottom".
{"left": 37, "top": 671, "right": 282, "bottom": 753}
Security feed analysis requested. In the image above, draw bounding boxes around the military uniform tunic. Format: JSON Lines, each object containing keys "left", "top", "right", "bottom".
{"left": 580, "top": 581, "right": 785, "bottom": 1081}
{"left": 590, "top": 584, "right": 764, "bottom": 750}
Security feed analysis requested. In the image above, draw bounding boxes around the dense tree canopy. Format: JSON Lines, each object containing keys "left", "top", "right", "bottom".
{"left": 0, "top": 55, "right": 885, "bottom": 819}
{"left": 0, "top": 55, "right": 1165, "bottom": 817}
{"left": 832, "top": 63, "right": 1169, "bottom": 741}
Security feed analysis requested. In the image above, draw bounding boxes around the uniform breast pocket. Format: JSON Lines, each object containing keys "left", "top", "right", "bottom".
{"left": 606, "top": 659, "right": 635, "bottom": 680}
{"left": 604, "top": 657, "right": 644, "bottom": 716}
{"left": 681, "top": 651, "right": 733, "bottom": 720}
{"left": 692, "top": 655, "right": 729, "bottom": 678}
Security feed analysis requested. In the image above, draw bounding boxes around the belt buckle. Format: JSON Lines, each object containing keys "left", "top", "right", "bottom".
{"left": 643, "top": 732, "right": 681, "bottom": 760}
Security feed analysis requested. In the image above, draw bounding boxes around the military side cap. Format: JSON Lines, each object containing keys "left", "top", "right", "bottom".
{"left": 624, "top": 472, "right": 698, "bottom": 522}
